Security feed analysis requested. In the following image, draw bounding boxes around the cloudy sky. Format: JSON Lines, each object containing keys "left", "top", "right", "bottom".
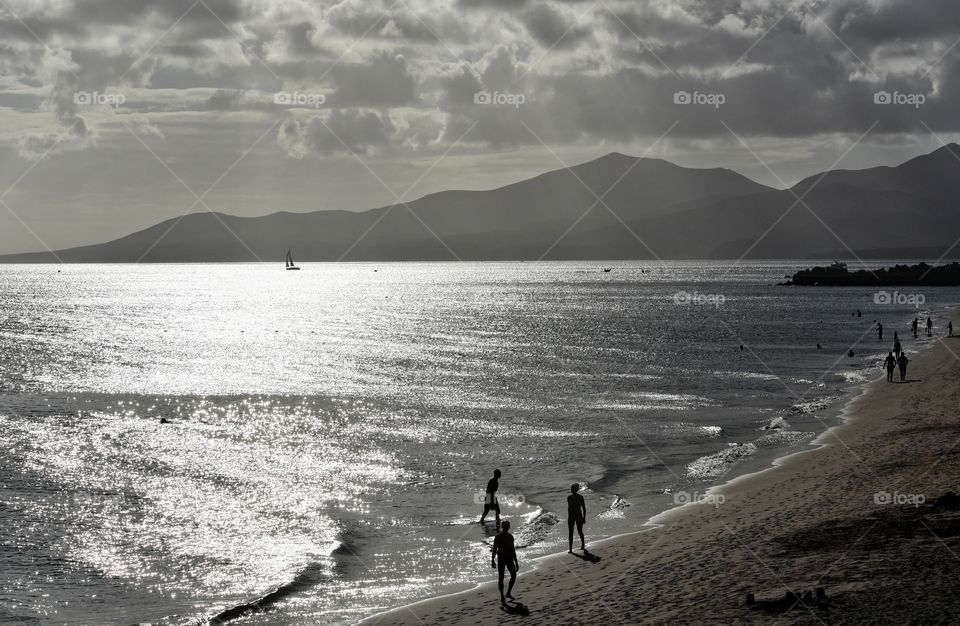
{"left": 0, "top": 0, "right": 959, "bottom": 253}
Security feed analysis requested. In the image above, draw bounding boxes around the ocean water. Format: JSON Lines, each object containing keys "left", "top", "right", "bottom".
{"left": 0, "top": 261, "right": 952, "bottom": 625}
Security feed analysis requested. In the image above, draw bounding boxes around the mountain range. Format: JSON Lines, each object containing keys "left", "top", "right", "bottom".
{"left": 4, "top": 145, "right": 960, "bottom": 262}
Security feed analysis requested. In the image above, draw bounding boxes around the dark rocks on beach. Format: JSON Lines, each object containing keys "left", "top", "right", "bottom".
{"left": 781, "top": 262, "right": 960, "bottom": 286}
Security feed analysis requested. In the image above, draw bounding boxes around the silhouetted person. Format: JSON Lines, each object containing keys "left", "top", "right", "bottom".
{"left": 894, "top": 331, "right": 899, "bottom": 342}
{"left": 857, "top": 309, "right": 862, "bottom": 318}
{"left": 848, "top": 349, "right": 854, "bottom": 358}
{"left": 927, "top": 317, "right": 933, "bottom": 336}
{"left": 480, "top": 469, "right": 501, "bottom": 524}
{"left": 491, "top": 520, "right": 518, "bottom": 604}
{"left": 913, "top": 317, "right": 919, "bottom": 338}
{"left": 884, "top": 352, "right": 896, "bottom": 382}
{"left": 950, "top": 321, "right": 954, "bottom": 336}
{"left": 877, "top": 322, "right": 883, "bottom": 342}
{"left": 567, "top": 484, "right": 586, "bottom": 553}
{"left": 894, "top": 338, "right": 902, "bottom": 357}
{"left": 897, "top": 352, "right": 909, "bottom": 382}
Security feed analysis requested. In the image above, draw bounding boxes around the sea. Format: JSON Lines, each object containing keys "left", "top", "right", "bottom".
{"left": 0, "top": 261, "right": 953, "bottom": 625}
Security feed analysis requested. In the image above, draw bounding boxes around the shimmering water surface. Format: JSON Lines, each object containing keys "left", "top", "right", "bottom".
{"left": 0, "top": 262, "right": 952, "bottom": 625}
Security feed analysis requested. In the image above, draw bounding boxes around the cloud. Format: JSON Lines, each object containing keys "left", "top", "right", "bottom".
{"left": 521, "top": 4, "right": 591, "bottom": 50}
{"left": 277, "top": 109, "right": 396, "bottom": 157}
{"left": 328, "top": 53, "right": 420, "bottom": 107}
{"left": 17, "top": 50, "right": 94, "bottom": 159}
{"left": 4, "top": 0, "right": 960, "bottom": 164}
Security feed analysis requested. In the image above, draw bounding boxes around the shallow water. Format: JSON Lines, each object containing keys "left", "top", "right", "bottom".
{"left": 0, "top": 261, "right": 950, "bottom": 624}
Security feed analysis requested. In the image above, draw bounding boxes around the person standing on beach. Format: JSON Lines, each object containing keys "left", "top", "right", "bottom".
{"left": 491, "top": 521, "right": 518, "bottom": 605}
{"left": 884, "top": 352, "right": 896, "bottom": 382}
{"left": 480, "top": 469, "right": 502, "bottom": 525}
{"left": 877, "top": 322, "right": 883, "bottom": 342}
{"left": 567, "top": 484, "right": 587, "bottom": 553}
{"left": 913, "top": 318, "right": 919, "bottom": 338}
{"left": 950, "top": 321, "right": 954, "bottom": 336}
{"left": 897, "top": 351, "right": 909, "bottom": 382}
{"left": 894, "top": 338, "right": 902, "bottom": 357}
{"left": 927, "top": 317, "right": 933, "bottom": 336}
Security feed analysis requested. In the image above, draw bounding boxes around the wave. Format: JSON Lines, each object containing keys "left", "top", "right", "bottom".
{"left": 591, "top": 392, "right": 717, "bottom": 412}
{"left": 789, "top": 396, "right": 840, "bottom": 415}
{"left": 686, "top": 442, "right": 758, "bottom": 479}
{"left": 763, "top": 416, "right": 789, "bottom": 430}
{"left": 208, "top": 561, "right": 330, "bottom": 624}
{"left": 511, "top": 510, "right": 560, "bottom": 549}
{"left": 755, "top": 429, "right": 812, "bottom": 447}
{"left": 597, "top": 495, "right": 632, "bottom": 520}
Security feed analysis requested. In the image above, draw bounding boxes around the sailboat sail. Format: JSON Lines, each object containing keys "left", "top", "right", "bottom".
{"left": 285, "top": 248, "right": 300, "bottom": 270}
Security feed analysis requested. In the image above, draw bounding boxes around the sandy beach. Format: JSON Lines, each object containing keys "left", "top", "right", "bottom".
{"left": 365, "top": 324, "right": 960, "bottom": 625}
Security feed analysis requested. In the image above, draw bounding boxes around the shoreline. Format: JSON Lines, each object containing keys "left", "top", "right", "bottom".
{"left": 362, "top": 317, "right": 960, "bottom": 625}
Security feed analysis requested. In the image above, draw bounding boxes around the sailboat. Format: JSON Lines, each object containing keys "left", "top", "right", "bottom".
{"left": 285, "top": 248, "right": 300, "bottom": 271}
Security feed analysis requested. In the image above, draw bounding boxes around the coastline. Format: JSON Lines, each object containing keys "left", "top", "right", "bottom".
{"left": 362, "top": 316, "right": 960, "bottom": 625}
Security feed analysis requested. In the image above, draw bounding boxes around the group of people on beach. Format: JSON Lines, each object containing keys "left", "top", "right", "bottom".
{"left": 880, "top": 316, "right": 942, "bottom": 382}
{"left": 480, "top": 469, "right": 588, "bottom": 606}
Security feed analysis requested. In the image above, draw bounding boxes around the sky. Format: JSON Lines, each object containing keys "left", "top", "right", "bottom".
{"left": 1, "top": 0, "right": 959, "bottom": 254}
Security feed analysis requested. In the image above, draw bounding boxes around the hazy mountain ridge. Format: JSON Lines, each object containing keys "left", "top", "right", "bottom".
{"left": 4, "top": 146, "right": 960, "bottom": 262}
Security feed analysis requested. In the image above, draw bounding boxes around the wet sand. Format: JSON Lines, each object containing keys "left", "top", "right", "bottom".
{"left": 363, "top": 326, "right": 960, "bottom": 625}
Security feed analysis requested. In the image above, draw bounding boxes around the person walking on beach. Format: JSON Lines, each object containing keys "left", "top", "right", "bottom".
{"left": 950, "top": 321, "right": 953, "bottom": 336}
{"left": 927, "top": 317, "right": 933, "bottom": 336}
{"left": 491, "top": 521, "right": 518, "bottom": 605}
{"left": 913, "top": 317, "right": 919, "bottom": 338}
{"left": 897, "top": 351, "right": 909, "bottom": 382}
{"left": 884, "top": 351, "right": 896, "bottom": 382}
{"left": 894, "top": 338, "right": 902, "bottom": 357}
{"left": 567, "top": 484, "right": 587, "bottom": 553}
{"left": 479, "top": 469, "right": 502, "bottom": 525}
{"left": 877, "top": 322, "right": 883, "bottom": 342}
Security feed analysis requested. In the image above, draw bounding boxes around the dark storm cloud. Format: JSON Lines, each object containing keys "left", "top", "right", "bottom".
{"left": 328, "top": 53, "right": 419, "bottom": 107}
{"left": 63, "top": 0, "right": 247, "bottom": 27}
{"left": 521, "top": 4, "right": 590, "bottom": 49}
{"left": 326, "top": 3, "right": 454, "bottom": 43}
{"left": 818, "top": 0, "right": 960, "bottom": 44}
